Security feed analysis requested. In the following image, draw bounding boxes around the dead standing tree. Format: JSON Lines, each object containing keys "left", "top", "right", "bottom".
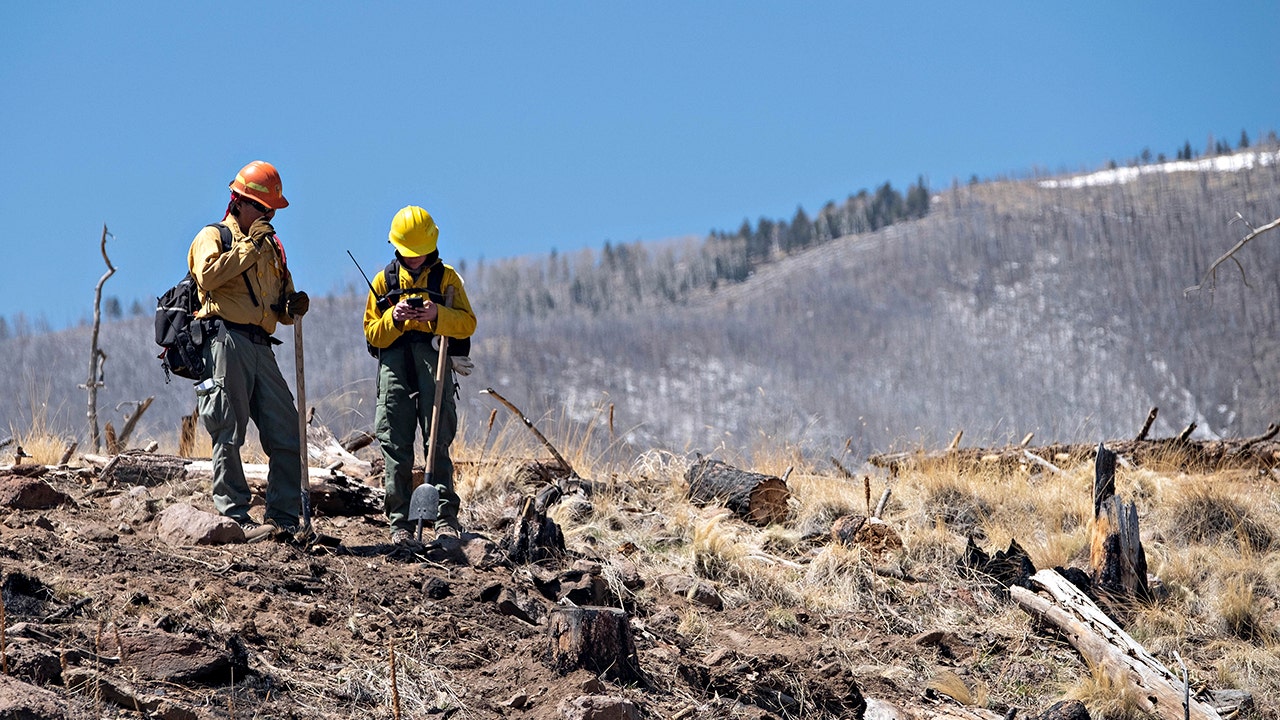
{"left": 82, "top": 225, "right": 115, "bottom": 452}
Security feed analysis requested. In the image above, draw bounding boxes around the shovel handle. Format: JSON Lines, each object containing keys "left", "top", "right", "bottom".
{"left": 424, "top": 287, "right": 456, "bottom": 477}
{"left": 295, "top": 318, "right": 311, "bottom": 529}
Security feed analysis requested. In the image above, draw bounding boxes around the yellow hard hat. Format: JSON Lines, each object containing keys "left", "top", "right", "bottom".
{"left": 388, "top": 205, "right": 439, "bottom": 257}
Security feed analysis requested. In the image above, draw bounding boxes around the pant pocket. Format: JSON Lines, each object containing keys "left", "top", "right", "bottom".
{"left": 197, "top": 382, "right": 234, "bottom": 435}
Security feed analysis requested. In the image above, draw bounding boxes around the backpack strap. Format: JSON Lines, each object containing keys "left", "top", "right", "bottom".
{"left": 381, "top": 260, "right": 402, "bottom": 308}
{"left": 425, "top": 261, "right": 446, "bottom": 303}
{"left": 206, "top": 223, "right": 259, "bottom": 307}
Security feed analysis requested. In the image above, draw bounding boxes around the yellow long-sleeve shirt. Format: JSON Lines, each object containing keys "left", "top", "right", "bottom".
{"left": 187, "top": 216, "right": 295, "bottom": 334}
{"left": 363, "top": 260, "right": 476, "bottom": 350}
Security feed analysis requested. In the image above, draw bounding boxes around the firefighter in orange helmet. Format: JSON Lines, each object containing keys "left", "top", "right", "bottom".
{"left": 187, "top": 160, "right": 309, "bottom": 543}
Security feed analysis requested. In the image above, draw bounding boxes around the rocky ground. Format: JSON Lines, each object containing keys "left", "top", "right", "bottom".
{"left": 0, "top": 440, "right": 1265, "bottom": 720}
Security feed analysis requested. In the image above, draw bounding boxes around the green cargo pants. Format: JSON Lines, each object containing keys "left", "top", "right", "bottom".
{"left": 198, "top": 325, "right": 302, "bottom": 527}
{"left": 375, "top": 341, "right": 460, "bottom": 535}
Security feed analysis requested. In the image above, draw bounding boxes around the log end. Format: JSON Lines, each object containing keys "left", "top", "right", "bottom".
{"left": 747, "top": 477, "right": 790, "bottom": 526}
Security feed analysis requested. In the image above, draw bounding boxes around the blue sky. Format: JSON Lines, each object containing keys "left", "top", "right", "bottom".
{"left": 2, "top": 2, "right": 1277, "bottom": 329}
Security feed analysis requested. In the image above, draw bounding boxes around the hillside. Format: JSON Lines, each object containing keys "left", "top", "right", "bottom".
{"left": 2, "top": 149, "right": 1277, "bottom": 463}
{"left": 0, "top": 152, "right": 1277, "bottom": 719}
{"left": 0, "top": 423, "right": 1276, "bottom": 719}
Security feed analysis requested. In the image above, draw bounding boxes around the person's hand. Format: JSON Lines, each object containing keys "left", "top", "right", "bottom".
{"left": 247, "top": 218, "right": 276, "bottom": 244}
{"left": 285, "top": 291, "right": 310, "bottom": 318}
{"left": 416, "top": 299, "right": 438, "bottom": 322}
{"left": 451, "top": 356, "right": 474, "bottom": 376}
{"left": 392, "top": 299, "right": 415, "bottom": 323}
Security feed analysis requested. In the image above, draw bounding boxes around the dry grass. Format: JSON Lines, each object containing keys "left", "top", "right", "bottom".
{"left": 13, "top": 410, "right": 1280, "bottom": 715}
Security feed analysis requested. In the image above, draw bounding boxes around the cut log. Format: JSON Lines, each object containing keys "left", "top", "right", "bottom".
{"left": 1011, "top": 569, "right": 1220, "bottom": 720}
{"left": 1089, "top": 444, "right": 1149, "bottom": 601}
{"left": 685, "top": 458, "right": 789, "bottom": 526}
{"left": 88, "top": 452, "right": 188, "bottom": 487}
{"left": 547, "top": 605, "right": 642, "bottom": 682}
{"left": 340, "top": 430, "right": 376, "bottom": 454}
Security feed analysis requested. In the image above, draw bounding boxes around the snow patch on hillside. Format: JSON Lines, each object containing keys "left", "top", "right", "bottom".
{"left": 1039, "top": 149, "right": 1279, "bottom": 189}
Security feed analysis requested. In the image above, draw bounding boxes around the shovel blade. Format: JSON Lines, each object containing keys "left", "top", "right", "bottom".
{"left": 408, "top": 481, "right": 440, "bottom": 523}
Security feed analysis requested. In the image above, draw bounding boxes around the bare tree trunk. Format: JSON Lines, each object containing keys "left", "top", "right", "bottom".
{"left": 1011, "top": 569, "right": 1221, "bottom": 720}
{"left": 83, "top": 225, "right": 115, "bottom": 452}
{"left": 114, "top": 397, "right": 154, "bottom": 451}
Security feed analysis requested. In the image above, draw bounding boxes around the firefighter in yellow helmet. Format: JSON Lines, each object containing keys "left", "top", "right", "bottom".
{"left": 364, "top": 206, "right": 477, "bottom": 544}
{"left": 188, "top": 160, "right": 310, "bottom": 543}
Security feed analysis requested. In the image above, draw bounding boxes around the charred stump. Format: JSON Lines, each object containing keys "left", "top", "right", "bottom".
{"left": 1089, "top": 443, "right": 1150, "bottom": 602}
{"left": 685, "top": 459, "right": 789, "bottom": 526}
{"left": 548, "top": 605, "right": 642, "bottom": 683}
{"left": 502, "top": 497, "right": 565, "bottom": 565}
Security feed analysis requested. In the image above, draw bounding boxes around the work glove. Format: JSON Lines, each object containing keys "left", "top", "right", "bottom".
{"left": 451, "top": 356, "right": 474, "bottom": 377}
{"left": 247, "top": 218, "right": 276, "bottom": 245}
{"left": 285, "top": 291, "right": 310, "bottom": 318}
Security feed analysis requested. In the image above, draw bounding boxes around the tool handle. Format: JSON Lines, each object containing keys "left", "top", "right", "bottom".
{"left": 424, "top": 286, "right": 456, "bottom": 476}
{"left": 295, "top": 318, "right": 312, "bottom": 529}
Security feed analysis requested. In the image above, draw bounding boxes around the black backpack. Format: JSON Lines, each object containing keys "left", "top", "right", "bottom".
{"left": 155, "top": 224, "right": 256, "bottom": 382}
{"left": 367, "top": 259, "right": 471, "bottom": 358}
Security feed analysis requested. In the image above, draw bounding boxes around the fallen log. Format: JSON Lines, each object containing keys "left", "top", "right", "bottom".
{"left": 1011, "top": 569, "right": 1220, "bottom": 720}
{"left": 82, "top": 453, "right": 382, "bottom": 516}
{"left": 869, "top": 428, "right": 1280, "bottom": 475}
{"left": 685, "top": 458, "right": 789, "bottom": 526}
{"left": 306, "top": 424, "right": 372, "bottom": 479}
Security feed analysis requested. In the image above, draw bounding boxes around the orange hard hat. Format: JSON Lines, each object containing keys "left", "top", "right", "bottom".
{"left": 229, "top": 160, "right": 289, "bottom": 209}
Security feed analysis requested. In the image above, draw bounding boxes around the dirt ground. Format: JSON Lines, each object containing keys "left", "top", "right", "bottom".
{"left": 0, "top": 451, "right": 1201, "bottom": 720}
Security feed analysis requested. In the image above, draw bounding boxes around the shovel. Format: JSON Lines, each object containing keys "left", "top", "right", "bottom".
{"left": 294, "top": 317, "right": 314, "bottom": 544}
{"left": 410, "top": 286, "right": 456, "bottom": 542}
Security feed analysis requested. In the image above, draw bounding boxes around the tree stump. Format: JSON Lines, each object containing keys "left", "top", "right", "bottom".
{"left": 178, "top": 410, "right": 199, "bottom": 458}
{"left": 548, "top": 606, "right": 642, "bottom": 682}
{"left": 501, "top": 498, "right": 565, "bottom": 565}
{"left": 685, "top": 459, "right": 789, "bottom": 526}
{"left": 1089, "top": 443, "right": 1149, "bottom": 601}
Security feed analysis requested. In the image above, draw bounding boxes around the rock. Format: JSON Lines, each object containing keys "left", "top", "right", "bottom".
{"left": 608, "top": 556, "right": 644, "bottom": 590}
{"left": 557, "top": 694, "right": 641, "bottom": 720}
{"left": 660, "top": 574, "right": 724, "bottom": 611}
{"left": 2, "top": 637, "right": 62, "bottom": 685}
{"left": 117, "top": 629, "right": 231, "bottom": 684}
{"left": 0, "top": 674, "right": 67, "bottom": 720}
{"left": 422, "top": 577, "right": 451, "bottom": 599}
{"left": 831, "top": 513, "right": 869, "bottom": 545}
{"left": 0, "top": 476, "right": 70, "bottom": 510}
{"left": 156, "top": 504, "right": 243, "bottom": 546}
{"left": 502, "top": 692, "right": 529, "bottom": 709}
{"left": 1032, "top": 699, "right": 1090, "bottom": 720}
{"left": 64, "top": 668, "right": 199, "bottom": 720}
{"left": 864, "top": 698, "right": 905, "bottom": 720}
{"left": 32, "top": 515, "right": 55, "bottom": 531}
{"left": 111, "top": 485, "right": 158, "bottom": 524}
{"left": 496, "top": 585, "right": 546, "bottom": 625}
{"left": 461, "top": 534, "right": 501, "bottom": 568}
{"left": 75, "top": 524, "right": 119, "bottom": 544}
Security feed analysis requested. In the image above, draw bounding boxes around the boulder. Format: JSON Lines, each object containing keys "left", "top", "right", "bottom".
{"left": 0, "top": 476, "right": 70, "bottom": 510}
{"left": 557, "top": 695, "right": 641, "bottom": 720}
{"left": 117, "top": 629, "right": 231, "bottom": 684}
{"left": 156, "top": 504, "right": 243, "bottom": 546}
{"left": 0, "top": 674, "right": 67, "bottom": 720}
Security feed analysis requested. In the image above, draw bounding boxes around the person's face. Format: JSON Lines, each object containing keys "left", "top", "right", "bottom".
{"left": 400, "top": 253, "right": 428, "bottom": 269}
{"left": 240, "top": 197, "right": 276, "bottom": 224}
